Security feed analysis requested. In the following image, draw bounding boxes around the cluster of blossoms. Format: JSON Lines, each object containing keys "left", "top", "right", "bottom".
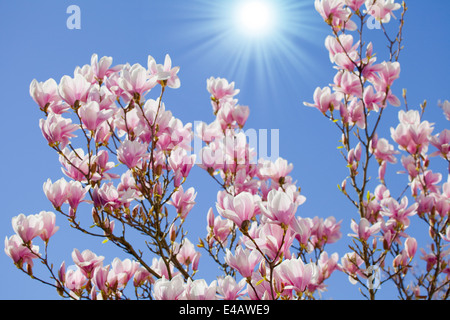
{"left": 195, "top": 76, "right": 343, "bottom": 299}
{"left": 4, "top": 0, "right": 449, "bottom": 300}
{"left": 6, "top": 50, "right": 342, "bottom": 300}
{"left": 305, "top": 0, "right": 450, "bottom": 299}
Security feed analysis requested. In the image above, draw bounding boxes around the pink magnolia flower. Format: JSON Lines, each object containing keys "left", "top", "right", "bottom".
{"left": 315, "top": 0, "right": 356, "bottom": 31}
{"left": 92, "top": 265, "right": 110, "bottom": 293}
{"left": 168, "top": 148, "right": 196, "bottom": 178}
{"left": 72, "top": 248, "right": 105, "bottom": 277}
{"left": 133, "top": 266, "right": 153, "bottom": 287}
{"left": 78, "top": 101, "right": 114, "bottom": 131}
{"left": 348, "top": 218, "right": 382, "bottom": 241}
{"left": 217, "top": 276, "right": 247, "bottom": 300}
{"left": 206, "top": 208, "right": 233, "bottom": 244}
{"left": 153, "top": 274, "right": 186, "bottom": 300}
{"left": 411, "top": 170, "right": 442, "bottom": 195}
{"left": 430, "top": 129, "right": 450, "bottom": 159}
{"left": 291, "top": 217, "right": 313, "bottom": 252}
{"left": 59, "top": 147, "right": 101, "bottom": 182}
{"left": 110, "top": 257, "right": 140, "bottom": 289}
{"left": 314, "top": 251, "right": 339, "bottom": 290}
{"left": 260, "top": 189, "right": 298, "bottom": 226}
{"left": 95, "top": 149, "right": 120, "bottom": 180}
{"left": 195, "top": 121, "right": 223, "bottom": 144}
{"left": 365, "top": 0, "right": 401, "bottom": 24}
{"left": 218, "top": 192, "right": 259, "bottom": 229}
{"left": 232, "top": 105, "right": 250, "bottom": 128}
{"left": 29, "top": 78, "right": 60, "bottom": 111}
{"left": 225, "top": 246, "right": 262, "bottom": 278}
{"left": 168, "top": 186, "right": 197, "bottom": 220}
{"left": 439, "top": 100, "right": 450, "bottom": 121}
{"left": 369, "top": 134, "right": 399, "bottom": 164}
{"left": 64, "top": 267, "right": 88, "bottom": 292}
{"left": 4, "top": 234, "right": 40, "bottom": 267}
{"left": 325, "top": 34, "right": 359, "bottom": 70}
{"left": 309, "top": 216, "right": 342, "bottom": 247}
{"left": 391, "top": 110, "right": 434, "bottom": 155}
{"left": 276, "top": 256, "right": 317, "bottom": 293}
{"left": 380, "top": 196, "right": 418, "bottom": 228}
{"left": 207, "top": 77, "right": 240, "bottom": 101}
{"left": 184, "top": 279, "right": 217, "bottom": 300}
{"left": 43, "top": 177, "right": 69, "bottom": 209}
{"left": 252, "top": 223, "right": 295, "bottom": 261}
{"left": 198, "top": 142, "right": 225, "bottom": 173}
{"left": 303, "top": 86, "right": 342, "bottom": 114}
{"left": 363, "top": 85, "right": 386, "bottom": 112}
{"left": 151, "top": 257, "right": 179, "bottom": 280}
{"left": 339, "top": 252, "right": 364, "bottom": 284}
{"left": 147, "top": 54, "right": 180, "bottom": 89}
{"left": 90, "top": 53, "right": 121, "bottom": 81}
{"left": 258, "top": 157, "right": 294, "bottom": 183}
{"left": 344, "top": 0, "right": 365, "bottom": 11}
{"left": 334, "top": 71, "right": 363, "bottom": 98}
{"left": 117, "top": 139, "right": 148, "bottom": 169}
{"left": 12, "top": 213, "right": 43, "bottom": 244}
{"left": 118, "top": 63, "right": 157, "bottom": 99}
{"left": 39, "top": 113, "right": 78, "bottom": 148}
{"left": 58, "top": 73, "right": 91, "bottom": 106}
{"left": 173, "top": 238, "right": 201, "bottom": 271}
{"left": 37, "top": 211, "right": 59, "bottom": 242}
{"left": 420, "top": 248, "right": 437, "bottom": 272}
{"left": 405, "top": 237, "right": 417, "bottom": 259}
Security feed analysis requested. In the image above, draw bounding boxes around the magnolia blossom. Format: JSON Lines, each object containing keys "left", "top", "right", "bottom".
{"left": 39, "top": 113, "right": 78, "bottom": 149}
{"left": 168, "top": 186, "right": 197, "bottom": 220}
{"left": 216, "top": 276, "right": 247, "bottom": 300}
{"left": 173, "top": 238, "right": 201, "bottom": 271}
{"left": 78, "top": 100, "right": 114, "bottom": 131}
{"left": 276, "top": 256, "right": 317, "bottom": 293}
{"left": 370, "top": 134, "right": 399, "bottom": 164}
{"left": 303, "top": 86, "right": 342, "bottom": 114}
{"left": 340, "top": 252, "right": 364, "bottom": 284}
{"left": 37, "top": 211, "right": 59, "bottom": 242}
{"left": 315, "top": 0, "right": 356, "bottom": 31}
{"left": 325, "top": 34, "right": 359, "bottom": 70}
{"left": 71, "top": 249, "right": 104, "bottom": 277}
{"left": 260, "top": 189, "right": 298, "bottom": 226}
{"left": 348, "top": 218, "right": 382, "bottom": 241}
{"left": 439, "top": 100, "right": 450, "bottom": 121}
{"left": 64, "top": 267, "right": 87, "bottom": 293}
{"left": 225, "top": 246, "right": 262, "bottom": 278}
{"left": 207, "top": 77, "right": 240, "bottom": 101}
{"left": 380, "top": 196, "right": 418, "bottom": 228}
{"left": 365, "top": 0, "right": 401, "bottom": 23}
{"left": 430, "top": 129, "right": 450, "bottom": 159}
{"left": 147, "top": 54, "right": 180, "bottom": 89}
{"left": 118, "top": 63, "right": 157, "bottom": 99}
{"left": 117, "top": 139, "right": 148, "bottom": 169}
{"left": 391, "top": 110, "right": 434, "bottom": 155}
{"left": 218, "top": 192, "right": 259, "bottom": 229}
{"left": 58, "top": 73, "right": 92, "bottom": 106}
{"left": 153, "top": 275, "right": 186, "bottom": 300}
{"left": 108, "top": 257, "right": 140, "bottom": 289}
{"left": 184, "top": 279, "right": 217, "bottom": 300}
{"left": 29, "top": 78, "right": 60, "bottom": 111}
{"left": 43, "top": 177, "right": 69, "bottom": 209}
{"left": 12, "top": 213, "right": 44, "bottom": 244}
{"left": 4, "top": 234, "right": 40, "bottom": 267}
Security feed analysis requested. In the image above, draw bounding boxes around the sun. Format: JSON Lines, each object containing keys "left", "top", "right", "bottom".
{"left": 236, "top": 1, "right": 275, "bottom": 37}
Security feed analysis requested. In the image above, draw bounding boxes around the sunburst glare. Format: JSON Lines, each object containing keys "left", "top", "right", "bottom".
{"left": 176, "top": 0, "right": 327, "bottom": 102}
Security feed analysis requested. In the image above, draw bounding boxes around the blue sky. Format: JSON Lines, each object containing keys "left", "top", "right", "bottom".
{"left": 1, "top": 0, "right": 449, "bottom": 300}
